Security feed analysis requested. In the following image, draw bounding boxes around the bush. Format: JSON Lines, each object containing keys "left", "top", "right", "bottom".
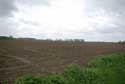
{"left": 47, "top": 74, "right": 67, "bottom": 84}
{"left": 118, "top": 41, "right": 125, "bottom": 44}
{"left": 15, "top": 74, "right": 67, "bottom": 84}
{"left": 15, "top": 53, "right": 125, "bottom": 84}
{"left": 63, "top": 64, "right": 84, "bottom": 84}
{"left": 0, "top": 36, "right": 14, "bottom": 40}
{"left": 88, "top": 53, "right": 125, "bottom": 84}
{"left": 15, "top": 74, "right": 43, "bottom": 84}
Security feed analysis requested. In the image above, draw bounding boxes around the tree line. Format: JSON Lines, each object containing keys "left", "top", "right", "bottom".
{"left": 0, "top": 36, "right": 85, "bottom": 43}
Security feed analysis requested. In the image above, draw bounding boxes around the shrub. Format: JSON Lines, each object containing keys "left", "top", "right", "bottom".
{"left": 88, "top": 53, "right": 125, "bottom": 84}
{"left": 47, "top": 74, "right": 67, "bottom": 84}
{"left": 63, "top": 64, "right": 84, "bottom": 84}
{"left": 15, "top": 74, "right": 43, "bottom": 84}
{"left": 15, "top": 74, "right": 67, "bottom": 84}
{"left": 118, "top": 41, "right": 125, "bottom": 44}
{"left": 81, "top": 69, "right": 101, "bottom": 84}
{"left": 63, "top": 64, "right": 101, "bottom": 84}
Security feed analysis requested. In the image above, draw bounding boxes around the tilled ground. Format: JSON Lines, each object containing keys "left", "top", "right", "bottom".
{"left": 0, "top": 40, "right": 125, "bottom": 84}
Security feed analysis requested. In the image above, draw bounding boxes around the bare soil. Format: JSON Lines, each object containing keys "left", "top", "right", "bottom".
{"left": 0, "top": 40, "right": 125, "bottom": 84}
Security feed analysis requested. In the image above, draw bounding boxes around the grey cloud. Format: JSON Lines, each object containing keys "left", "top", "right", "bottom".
{"left": 0, "top": 0, "right": 17, "bottom": 17}
{"left": 0, "top": 0, "right": 17, "bottom": 36}
{"left": 86, "top": 0, "right": 125, "bottom": 37}
{"left": 96, "top": 27, "right": 117, "bottom": 34}
{"left": 86, "top": 0, "right": 125, "bottom": 21}
{"left": 87, "top": 0, "right": 125, "bottom": 13}
{"left": 17, "top": 0, "right": 49, "bottom": 6}
{"left": 20, "top": 19, "right": 40, "bottom": 26}
{"left": 0, "top": 18, "right": 17, "bottom": 36}
{"left": 94, "top": 22, "right": 125, "bottom": 34}
{"left": 0, "top": 0, "right": 48, "bottom": 37}
{"left": 0, "top": 0, "right": 124, "bottom": 41}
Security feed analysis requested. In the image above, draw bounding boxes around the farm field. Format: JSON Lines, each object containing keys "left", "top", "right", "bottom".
{"left": 0, "top": 39, "right": 125, "bottom": 84}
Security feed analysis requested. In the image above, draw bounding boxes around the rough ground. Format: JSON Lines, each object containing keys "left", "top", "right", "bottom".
{"left": 0, "top": 40, "right": 125, "bottom": 84}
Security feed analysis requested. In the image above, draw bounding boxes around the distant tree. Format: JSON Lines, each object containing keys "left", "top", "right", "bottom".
{"left": 9, "top": 35, "right": 14, "bottom": 39}
{"left": 0, "top": 35, "right": 14, "bottom": 40}
{"left": 64, "top": 39, "right": 85, "bottom": 43}
{"left": 118, "top": 41, "right": 125, "bottom": 44}
{"left": 73, "top": 39, "right": 85, "bottom": 43}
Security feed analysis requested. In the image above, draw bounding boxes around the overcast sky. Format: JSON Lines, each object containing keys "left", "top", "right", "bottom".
{"left": 0, "top": 0, "right": 125, "bottom": 41}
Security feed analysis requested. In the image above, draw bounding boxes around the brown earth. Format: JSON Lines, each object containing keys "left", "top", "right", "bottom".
{"left": 0, "top": 40, "right": 125, "bottom": 84}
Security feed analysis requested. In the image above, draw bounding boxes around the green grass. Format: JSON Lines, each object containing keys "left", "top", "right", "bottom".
{"left": 15, "top": 53, "right": 125, "bottom": 84}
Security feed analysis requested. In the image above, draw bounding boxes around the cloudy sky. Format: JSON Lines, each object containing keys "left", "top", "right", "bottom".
{"left": 0, "top": 0, "right": 125, "bottom": 41}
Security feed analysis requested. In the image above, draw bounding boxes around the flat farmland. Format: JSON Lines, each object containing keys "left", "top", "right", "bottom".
{"left": 0, "top": 40, "right": 125, "bottom": 83}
